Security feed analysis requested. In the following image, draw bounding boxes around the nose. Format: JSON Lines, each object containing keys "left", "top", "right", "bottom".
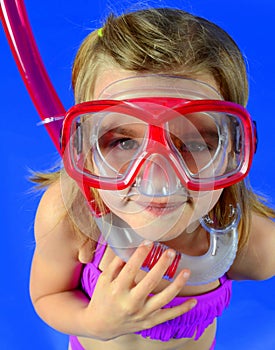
{"left": 134, "top": 154, "right": 181, "bottom": 197}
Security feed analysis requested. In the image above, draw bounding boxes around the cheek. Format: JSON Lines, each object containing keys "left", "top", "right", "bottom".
{"left": 98, "top": 190, "right": 120, "bottom": 211}
{"left": 98, "top": 189, "right": 138, "bottom": 217}
{"left": 99, "top": 187, "right": 223, "bottom": 213}
{"left": 192, "top": 189, "right": 223, "bottom": 217}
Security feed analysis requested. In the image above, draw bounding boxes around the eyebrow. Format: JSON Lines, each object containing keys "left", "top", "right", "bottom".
{"left": 104, "top": 125, "right": 219, "bottom": 140}
{"left": 169, "top": 125, "right": 219, "bottom": 137}
{"left": 100, "top": 124, "right": 145, "bottom": 138}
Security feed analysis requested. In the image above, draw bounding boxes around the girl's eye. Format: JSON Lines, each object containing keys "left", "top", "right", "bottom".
{"left": 172, "top": 136, "right": 212, "bottom": 154}
{"left": 111, "top": 138, "right": 140, "bottom": 151}
{"left": 182, "top": 142, "right": 209, "bottom": 153}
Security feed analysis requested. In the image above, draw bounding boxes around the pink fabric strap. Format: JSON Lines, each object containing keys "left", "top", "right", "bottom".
{"left": 92, "top": 240, "right": 107, "bottom": 268}
{"left": 69, "top": 336, "right": 85, "bottom": 350}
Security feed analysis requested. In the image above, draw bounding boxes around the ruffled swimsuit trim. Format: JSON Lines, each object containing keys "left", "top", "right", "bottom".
{"left": 81, "top": 239, "right": 232, "bottom": 342}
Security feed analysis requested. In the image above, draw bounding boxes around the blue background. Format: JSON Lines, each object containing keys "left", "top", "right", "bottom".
{"left": 0, "top": 0, "right": 274, "bottom": 349}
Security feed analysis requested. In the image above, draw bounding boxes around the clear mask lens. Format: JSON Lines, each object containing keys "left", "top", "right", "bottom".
{"left": 68, "top": 102, "right": 246, "bottom": 194}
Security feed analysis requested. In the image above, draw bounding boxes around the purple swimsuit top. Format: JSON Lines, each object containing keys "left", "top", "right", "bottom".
{"left": 81, "top": 240, "right": 232, "bottom": 342}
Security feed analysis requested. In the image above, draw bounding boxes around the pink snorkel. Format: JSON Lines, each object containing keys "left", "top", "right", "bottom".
{"left": 0, "top": 0, "right": 65, "bottom": 154}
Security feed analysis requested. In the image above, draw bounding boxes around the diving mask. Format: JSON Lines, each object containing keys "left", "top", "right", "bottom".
{"left": 61, "top": 75, "right": 257, "bottom": 206}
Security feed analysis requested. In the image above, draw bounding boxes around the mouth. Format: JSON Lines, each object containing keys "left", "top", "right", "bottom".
{"left": 135, "top": 200, "right": 188, "bottom": 216}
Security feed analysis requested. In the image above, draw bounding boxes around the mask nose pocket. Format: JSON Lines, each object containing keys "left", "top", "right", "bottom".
{"left": 135, "top": 154, "right": 181, "bottom": 196}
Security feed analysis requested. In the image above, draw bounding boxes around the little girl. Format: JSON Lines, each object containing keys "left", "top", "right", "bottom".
{"left": 30, "top": 8, "right": 275, "bottom": 350}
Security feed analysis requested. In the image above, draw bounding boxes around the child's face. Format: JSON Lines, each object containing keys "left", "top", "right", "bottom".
{"left": 92, "top": 69, "right": 224, "bottom": 241}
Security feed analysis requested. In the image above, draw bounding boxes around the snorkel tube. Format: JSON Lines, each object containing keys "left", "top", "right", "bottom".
{"left": 0, "top": 0, "right": 65, "bottom": 153}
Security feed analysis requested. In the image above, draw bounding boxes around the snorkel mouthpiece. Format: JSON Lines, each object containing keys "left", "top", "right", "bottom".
{"left": 95, "top": 204, "right": 240, "bottom": 285}
{"left": 143, "top": 204, "right": 240, "bottom": 284}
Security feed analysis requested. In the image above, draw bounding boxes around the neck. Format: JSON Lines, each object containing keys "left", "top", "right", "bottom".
{"left": 161, "top": 225, "right": 209, "bottom": 257}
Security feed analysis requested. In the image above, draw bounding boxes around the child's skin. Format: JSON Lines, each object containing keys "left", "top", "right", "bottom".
{"left": 30, "top": 67, "right": 275, "bottom": 350}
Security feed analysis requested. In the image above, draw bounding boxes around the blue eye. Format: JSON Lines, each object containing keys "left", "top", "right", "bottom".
{"left": 111, "top": 138, "right": 140, "bottom": 151}
{"left": 182, "top": 142, "right": 210, "bottom": 153}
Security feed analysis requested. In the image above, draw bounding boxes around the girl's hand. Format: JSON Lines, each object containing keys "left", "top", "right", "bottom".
{"left": 82, "top": 242, "right": 197, "bottom": 340}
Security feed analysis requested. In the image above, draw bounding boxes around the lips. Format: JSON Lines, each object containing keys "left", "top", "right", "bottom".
{"left": 135, "top": 200, "right": 187, "bottom": 216}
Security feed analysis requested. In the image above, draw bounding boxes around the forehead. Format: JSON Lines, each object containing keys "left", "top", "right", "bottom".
{"left": 93, "top": 68, "right": 221, "bottom": 100}
{"left": 94, "top": 68, "right": 136, "bottom": 99}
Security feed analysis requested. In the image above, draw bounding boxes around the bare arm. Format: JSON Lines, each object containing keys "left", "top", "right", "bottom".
{"left": 228, "top": 213, "right": 275, "bottom": 281}
{"left": 30, "top": 181, "right": 94, "bottom": 336}
{"left": 30, "top": 181, "right": 197, "bottom": 340}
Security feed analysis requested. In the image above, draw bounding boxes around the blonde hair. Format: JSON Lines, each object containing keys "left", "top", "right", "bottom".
{"left": 32, "top": 7, "right": 275, "bottom": 248}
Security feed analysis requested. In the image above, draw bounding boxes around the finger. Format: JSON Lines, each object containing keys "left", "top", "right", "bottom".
{"left": 149, "top": 297, "right": 197, "bottom": 327}
{"left": 132, "top": 249, "right": 177, "bottom": 298}
{"left": 144, "top": 269, "right": 191, "bottom": 311}
{"left": 115, "top": 241, "right": 154, "bottom": 288}
{"left": 101, "top": 254, "right": 126, "bottom": 282}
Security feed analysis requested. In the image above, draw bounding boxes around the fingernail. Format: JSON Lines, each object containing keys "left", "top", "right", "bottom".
{"left": 142, "top": 240, "right": 153, "bottom": 246}
{"left": 190, "top": 300, "right": 197, "bottom": 308}
{"left": 182, "top": 271, "right": 190, "bottom": 279}
{"left": 167, "top": 250, "right": 176, "bottom": 260}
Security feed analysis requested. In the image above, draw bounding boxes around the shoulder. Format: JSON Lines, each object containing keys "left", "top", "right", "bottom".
{"left": 35, "top": 181, "right": 72, "bottom": 240}
{"left": 228, "top": 212, "right": 275, "bottom": 280}
{"left": 34, "top": 181, "right": 78, "bottom": 259}
{"left": 34, "top": 181, "right": 96, "bottom": 263}
{"left": 30, "top": 181, "right": 96, "bottom": 304}
{"left": 35, "top": 180, "right": 66, "bottom": 219}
